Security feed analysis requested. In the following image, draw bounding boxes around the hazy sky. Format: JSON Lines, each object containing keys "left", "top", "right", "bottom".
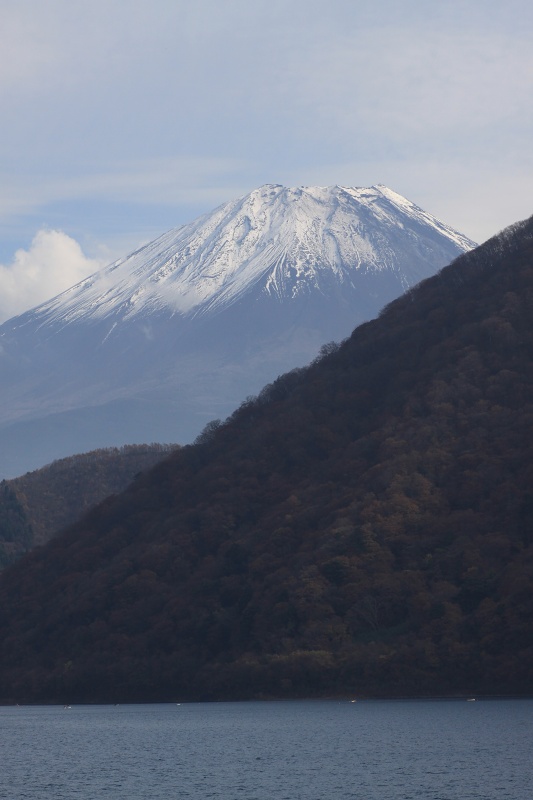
{"left": 0, "top": 0, "right": 532, "bottom": 321}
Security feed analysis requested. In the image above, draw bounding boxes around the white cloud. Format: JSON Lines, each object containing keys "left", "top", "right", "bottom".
{"left": 0, "top": 230, "right": 104, "bottom": 323}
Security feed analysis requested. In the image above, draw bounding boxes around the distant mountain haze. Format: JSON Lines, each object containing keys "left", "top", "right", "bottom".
{"left": 0, "top": 184, "right": 475, "bottom": 477}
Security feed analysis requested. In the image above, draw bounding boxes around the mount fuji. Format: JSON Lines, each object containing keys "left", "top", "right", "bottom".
{"left": 0, "top": 184, "right": 475, "bottom": 477}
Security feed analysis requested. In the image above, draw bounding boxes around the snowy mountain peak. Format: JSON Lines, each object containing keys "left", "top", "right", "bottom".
{"left": 0, "top": 183, "right": 477, "bottom": 476}
{"left": 17, "top": 184, "right": 475, "bottom": 330}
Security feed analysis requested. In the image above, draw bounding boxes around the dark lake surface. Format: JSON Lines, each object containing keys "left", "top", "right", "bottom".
{"left": 1, "top": 699, "right": 531, "bottom": 799}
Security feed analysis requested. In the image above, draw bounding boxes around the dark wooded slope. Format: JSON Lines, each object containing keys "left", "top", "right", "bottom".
{"left": 0, "top": 218, "right": 532, "bottom": 703}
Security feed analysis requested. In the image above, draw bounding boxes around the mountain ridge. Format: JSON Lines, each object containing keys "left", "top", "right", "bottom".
{"left": 0, "top": 214, "right": 531, "bottom": 703}
{"left": 0, "top": 443, "right": 178, "bottom": 569}
{"left": 4, "top": 184, "right": 474, "bottom": 329}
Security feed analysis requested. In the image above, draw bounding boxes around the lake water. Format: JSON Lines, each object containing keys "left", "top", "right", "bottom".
{"left": 1, "top": 699, "right": 531, "bottom": 799}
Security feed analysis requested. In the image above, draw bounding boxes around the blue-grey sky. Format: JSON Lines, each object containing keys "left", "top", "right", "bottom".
{"left": 1, "top": 0, "right": 532, "bottom": 321}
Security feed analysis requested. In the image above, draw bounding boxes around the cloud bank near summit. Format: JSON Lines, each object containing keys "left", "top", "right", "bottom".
{"left": 0, "top": 230, "right": 104, "bottom": 323}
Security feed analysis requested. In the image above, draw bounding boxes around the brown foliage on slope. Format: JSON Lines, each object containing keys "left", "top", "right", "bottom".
{"left": 0, "top": 444, "right": 177, "bottom": 568}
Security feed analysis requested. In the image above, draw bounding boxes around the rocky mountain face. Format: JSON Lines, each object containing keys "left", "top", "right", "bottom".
{"left": 0, "top": 184, "right": 474, "bottom": 477}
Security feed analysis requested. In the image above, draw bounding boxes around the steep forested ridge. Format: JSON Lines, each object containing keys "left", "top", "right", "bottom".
{"left": 0, "top": 444, "right": 177, "bottom": 568}
{"left": 0, "top": 218, "right": 532, "bottom": 703}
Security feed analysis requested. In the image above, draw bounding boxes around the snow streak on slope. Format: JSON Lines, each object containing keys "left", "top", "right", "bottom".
{"left": 21, "top": 185, "right": 476, "bottom": 329}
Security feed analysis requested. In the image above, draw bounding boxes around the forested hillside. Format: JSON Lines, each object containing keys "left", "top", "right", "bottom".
{"left": 0, "top": 217, "right": 532, "bottom": 703}
{"left": 0, "top": 444, "right": 177, "bottom": 568}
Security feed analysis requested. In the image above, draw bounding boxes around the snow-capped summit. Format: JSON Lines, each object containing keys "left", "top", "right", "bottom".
{"left": 26, "top": 184, "right": 474, "bottom": 329}
{"left": 0, "top": 184, "right": 475, "bottom": 477}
